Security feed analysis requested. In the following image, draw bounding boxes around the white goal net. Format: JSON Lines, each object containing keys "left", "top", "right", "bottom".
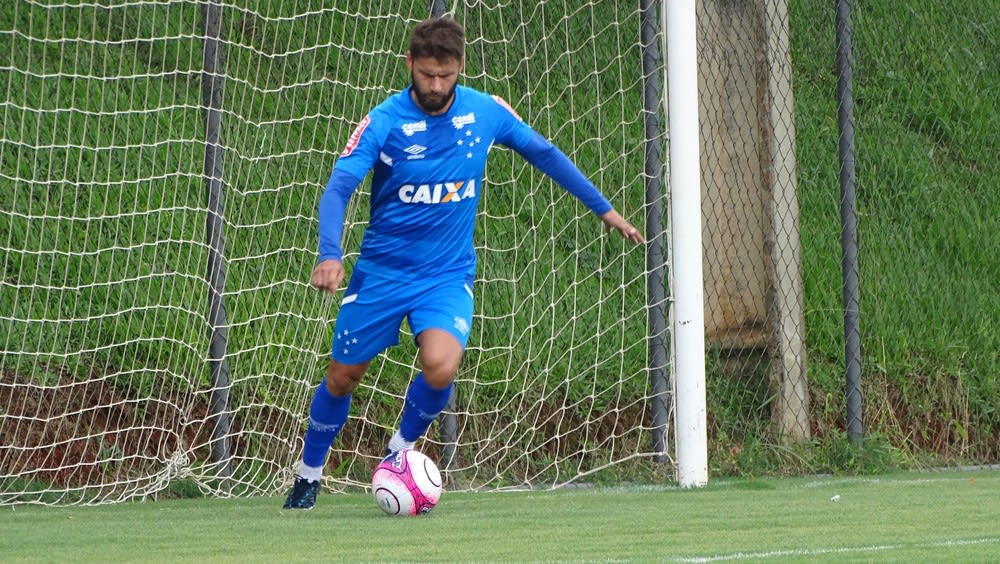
{"left": 1, "top": 1, "right": 668, "bottom": 504}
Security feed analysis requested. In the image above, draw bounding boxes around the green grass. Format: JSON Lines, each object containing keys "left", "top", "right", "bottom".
{"left": 2, "top": 469, "right": 999, "bottom": 562}
{"left": 790, "top": 0, "right": 1000, "bottom": 461}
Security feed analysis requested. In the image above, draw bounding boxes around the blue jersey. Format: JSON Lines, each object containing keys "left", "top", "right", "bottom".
{"left": 319, "top": 84, "right": 612, "bottom": 281}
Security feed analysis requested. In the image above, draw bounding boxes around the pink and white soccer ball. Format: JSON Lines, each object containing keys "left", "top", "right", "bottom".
{"left": 372, "top": 448, "right": 442, "bottom": 516}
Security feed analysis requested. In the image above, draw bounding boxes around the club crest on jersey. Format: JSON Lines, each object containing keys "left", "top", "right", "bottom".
{"left": 451, "top": 112, "right": 476, "bottom": 129}
{"left": 398, "top": 179, "right": 476, "bottom": 204}
{"left": 402, "top": 120, "right": 427, "bottom": 136}
{"left": 341, "top": 115, "right": 371, "bottom": 156}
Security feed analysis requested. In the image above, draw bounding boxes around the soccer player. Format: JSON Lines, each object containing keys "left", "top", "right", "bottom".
{"left": 283, "top": 16, "right": 645, "bottom": 509}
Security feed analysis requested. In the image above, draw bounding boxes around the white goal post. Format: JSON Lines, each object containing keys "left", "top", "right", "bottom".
{"left": 666, "top": 0, "right": 708, "bottom": 489}
{"left": 0, "top": 0, "right": 704, "bottom": 503}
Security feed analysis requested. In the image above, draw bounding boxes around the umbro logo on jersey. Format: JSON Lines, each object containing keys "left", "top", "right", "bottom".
{"left": 403, "top": 144, "right": 427, "bottom": 161}
{"left": 402, "top": 120, "right": 427, "bottom": 136}
{"left": 398, "top": 179, "right": 477, "bottom": 204}
{"left": 451, "top": 113, "right": 476, "bottom": 129}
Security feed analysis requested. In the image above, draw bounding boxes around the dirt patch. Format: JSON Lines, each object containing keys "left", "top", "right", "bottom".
{"left": 0, "top": 370, "right": 213, "bottom": 487}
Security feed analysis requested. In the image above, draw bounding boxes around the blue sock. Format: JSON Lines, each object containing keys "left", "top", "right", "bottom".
{"left": 301, "top": 379, "right": 351, "bottom": 468}
{"left": 399, "top": 372, "right": 453, "bottom": 442}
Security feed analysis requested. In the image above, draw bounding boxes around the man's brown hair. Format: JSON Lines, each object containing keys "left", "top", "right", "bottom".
{"left": 409, "top": 17, "right": 465, "bottom": 62}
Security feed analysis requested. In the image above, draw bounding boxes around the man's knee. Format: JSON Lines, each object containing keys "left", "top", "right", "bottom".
{"left": 325, "top": 360, "right": 368, "bottom": 396}
{"left": 417, "top": 330, "right": 463, "bottom": 386}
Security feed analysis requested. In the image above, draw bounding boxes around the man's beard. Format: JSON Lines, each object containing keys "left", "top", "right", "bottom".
{"left": 412, "top": 80, "right": 455, "bottom": 114}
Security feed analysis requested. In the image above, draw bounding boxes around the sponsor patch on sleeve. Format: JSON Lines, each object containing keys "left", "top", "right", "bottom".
{"left": 491, "top": 95, "right": 522, "bottom": 121}
{"left": 341, "top": 115, "right": 371, "bottom": 157}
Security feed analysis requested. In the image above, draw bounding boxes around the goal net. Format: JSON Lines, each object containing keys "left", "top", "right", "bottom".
{"left": 1, "top": 1, "right": 666, "bottom": 503}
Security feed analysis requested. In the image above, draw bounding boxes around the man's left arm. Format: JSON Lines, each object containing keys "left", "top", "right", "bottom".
{"left": 513, "top": 131, "right": 645, "bottom": 244}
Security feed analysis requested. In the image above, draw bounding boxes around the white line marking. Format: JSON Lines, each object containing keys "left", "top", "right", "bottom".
{"left": 672, "top": 537, "right": 1000, "bottom": 562}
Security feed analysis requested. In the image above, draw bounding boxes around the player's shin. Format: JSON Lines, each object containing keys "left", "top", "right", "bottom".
{"left": 391, "top": 372, "right": 453, "bottom": 451}
{"left": 299, "top": 378, "right": 351, "bottom": 480}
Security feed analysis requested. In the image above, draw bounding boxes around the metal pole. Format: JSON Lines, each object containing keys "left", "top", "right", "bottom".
{"left": 640, "top": 0, "right": 670, "bottom": 464}
{"left": 202, "top": 0, "right": 232, "bottom": 483}
{"left": 836, "top": 0, "right": 863, "bottom": 444}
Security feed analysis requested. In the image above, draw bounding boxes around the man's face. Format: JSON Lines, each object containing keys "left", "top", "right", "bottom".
{"left": 407, "top": 54, "right": 463, "bottom": 115}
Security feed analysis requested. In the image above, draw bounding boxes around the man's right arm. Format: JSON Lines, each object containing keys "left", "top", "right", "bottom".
{"left": 317, "top": 168, "right": 363, "bottom": 263}
{"left": 311, "top": 109, "right": 385, "bottom": 292}
{"left": 311, "top": 169, "right": 363, "bottom": 293}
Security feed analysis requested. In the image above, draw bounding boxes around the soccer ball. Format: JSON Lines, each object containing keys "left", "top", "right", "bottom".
{"left": 371, "top": 448, "right": 442, "bottom": 516}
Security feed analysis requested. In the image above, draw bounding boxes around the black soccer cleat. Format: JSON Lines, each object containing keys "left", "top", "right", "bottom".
{"left": 282, "top": 475, "right": 320, "bottom": 510}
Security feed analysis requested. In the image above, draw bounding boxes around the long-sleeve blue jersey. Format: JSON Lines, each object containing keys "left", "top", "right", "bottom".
{"left": 318, "top": 84, "right": 612, "bottom": 281}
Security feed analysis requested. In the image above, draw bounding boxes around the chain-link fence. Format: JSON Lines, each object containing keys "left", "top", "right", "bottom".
{"left": 700, "top": 0, "right": 998, "bottom": 473}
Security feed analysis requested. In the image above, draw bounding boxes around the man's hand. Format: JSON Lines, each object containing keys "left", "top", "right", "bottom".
{"left": 310, "top": 259, "right": 345, "bottom": 294}
{"left": 600, "top": 209, "right": 646, "bottom": 244}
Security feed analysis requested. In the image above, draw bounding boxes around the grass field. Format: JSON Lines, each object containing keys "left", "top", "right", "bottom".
{"left": 3, "top": 469, "right": 998, "bottom": 562}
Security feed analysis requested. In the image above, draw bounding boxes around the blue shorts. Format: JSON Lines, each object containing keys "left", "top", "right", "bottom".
{"left": 330, "top": 269, "right": 475, "bottom": 364}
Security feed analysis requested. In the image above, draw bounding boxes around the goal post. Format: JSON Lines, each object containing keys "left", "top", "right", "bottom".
{"left": 665, "top": 0, "right": 709, "bottom": 489}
